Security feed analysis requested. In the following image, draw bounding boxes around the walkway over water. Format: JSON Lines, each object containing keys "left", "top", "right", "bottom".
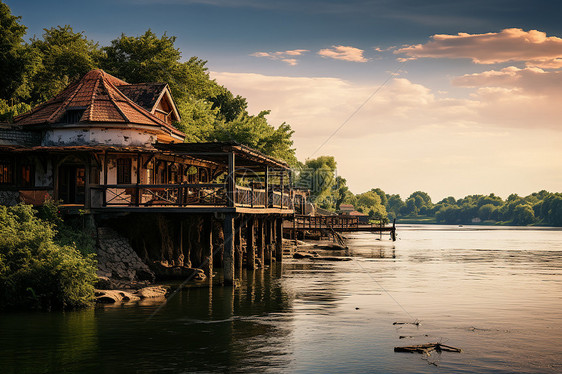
{"left": 285, "top": 215, "right": 397, "bottom": 240}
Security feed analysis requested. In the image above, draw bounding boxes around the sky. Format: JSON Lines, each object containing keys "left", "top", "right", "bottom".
{"left": 6, "top": 0, "right": 562, "bottom": 201}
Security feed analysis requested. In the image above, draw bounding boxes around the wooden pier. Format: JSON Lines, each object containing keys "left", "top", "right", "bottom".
{"left": 285, "top": 215, "right": 396, "bottom": 240}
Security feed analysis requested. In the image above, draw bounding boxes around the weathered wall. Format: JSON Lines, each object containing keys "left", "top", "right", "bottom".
{"left": 43, "top": 128, "right": 156, "bottom": 147}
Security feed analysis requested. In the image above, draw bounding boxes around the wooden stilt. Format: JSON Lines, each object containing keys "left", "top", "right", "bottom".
{"left": 223, "top": 214, "right": 235, "bottom": 285}
{"left": 265, "top": 219, "right": 272, "bottom": 265}
{"left": 235, "top": 216, "right": 243, "bottom": 271}
{"left": 258, "top": 218, "right": 265, "bottom": 267}
{"left": 205, "top": 216, "right": 213, "bottom": 276}
{"left": 246, "top": 217, "right": 256, "bottom": 270}
{"left": 275, "top": 218, "right": 283, "bottom": 262}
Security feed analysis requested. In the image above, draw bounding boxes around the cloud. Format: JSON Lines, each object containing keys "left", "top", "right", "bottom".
{"left": 395, "top": 28, "right": 562, "bottom": 68}
{"left": 211, "top": 70, "right": 562, "bottom": 200}
{"left": 453, "top": 66, "right": 562, "bottom": 95}
{"left": 317, "top": 45, "right": 368, "bottom": 62}
{"left": 250, "top": 49, "right": 309, "bottom": 65}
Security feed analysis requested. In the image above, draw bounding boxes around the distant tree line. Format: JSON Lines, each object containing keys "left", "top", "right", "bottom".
{"left": 296, "top": 155, "right": 562, "bottom": 226}
{"left": 0, "top": 2, "right": 297, "bottom": 164}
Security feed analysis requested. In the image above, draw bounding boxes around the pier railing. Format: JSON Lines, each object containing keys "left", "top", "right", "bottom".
{"left": 90, "top": 183, "right": 293, "bottom": 210}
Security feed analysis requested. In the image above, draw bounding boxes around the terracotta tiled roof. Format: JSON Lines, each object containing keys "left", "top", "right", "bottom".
{"left": 117, "top": 83, "right": 168, "bottom": 112}
{"left": 13, "top": 69, "right": 184, "bottom": 140}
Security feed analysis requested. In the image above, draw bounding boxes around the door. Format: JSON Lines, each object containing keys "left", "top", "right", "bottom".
{"left": 58, "top": 165, "right": 85, "bottom": 204}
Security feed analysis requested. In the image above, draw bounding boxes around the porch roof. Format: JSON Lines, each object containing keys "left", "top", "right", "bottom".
{"left": 154, "top": 142, "right": 290, "bottom": 171}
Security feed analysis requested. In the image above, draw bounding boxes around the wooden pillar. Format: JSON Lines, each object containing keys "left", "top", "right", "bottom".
{"left": 269, "top": 218, "right": 275, "bottom": 265}
{"left": 257, "top": 218, "right": 265, "bottom": 267}
{"left": 135, "top": 153, "right": 141, "bottom": 206}
{"left": 276, "top": 218, "right": 283, "bottom": 262}
{"left": 264, "top": 219, "right": 272, "bottom": 264}
{"left": 223, "top": 214, "right": 235, "bottom": 285}
{"left": 84, "top": 158, "right": 91, "bottom": 209}
{"left": 102, "top": 151, "right": 108, "bottom": 206}
{"left": 205, "top": 216, "right": 214, "bottom": 276}
{"left": 265, "top": 167, "right": 270, "bottom": 208}
{"left": 246, "top": 217, "right": 256, "bottom": 270}
{"left": 235, "top": 216, "right": 243, "bottom": 271}
{"left": 228, "top": 153, "right": 236, "bottom": 207}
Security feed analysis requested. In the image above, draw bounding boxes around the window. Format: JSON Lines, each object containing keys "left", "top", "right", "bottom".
{"left": 0, "top": 159, "right": 13, "bottom": 184}
{"left": 21, "top": 164, "right": 35, "bottom": 187}
{"left": 117, "top": 158, "right": 132, "bottom": 184}
{"left": 62, "top": 109, "right": 85, "bottom": 124}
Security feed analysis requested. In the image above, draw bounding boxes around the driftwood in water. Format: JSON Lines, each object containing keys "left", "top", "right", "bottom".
{"left": 394, "top": 343, "right": 462, "bottom": 355}
{"left": 393, "top": 321, "right": 421, "bottom": 326}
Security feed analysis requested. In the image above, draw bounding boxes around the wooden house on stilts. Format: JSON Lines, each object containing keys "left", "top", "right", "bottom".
{"left": 0, "top": 69, "right": 294, "bottom": 285}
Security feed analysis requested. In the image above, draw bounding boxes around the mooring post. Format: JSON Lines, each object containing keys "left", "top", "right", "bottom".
{"left": 275, "top": 217, "right": 283, "bottom": 262}
{"left": 223, "top": 214, "right": 235, "bottom": 285}
{"left": 391, "top": 218, "right": 396, "bottom": 241}
{"left": 246, "top": 216, "right": 256, "bottom": 270}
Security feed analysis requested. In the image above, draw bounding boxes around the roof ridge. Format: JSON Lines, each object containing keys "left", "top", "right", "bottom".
{"left": 86, "top": 75, "right": 101, "bottom": 122}
{"left": 104, "top": 78, "right": 130, "bottom": 122}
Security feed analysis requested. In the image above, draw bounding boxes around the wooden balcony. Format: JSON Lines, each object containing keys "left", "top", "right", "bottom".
{"left": 89, "top": 183, "right": 294, "bottom": 214}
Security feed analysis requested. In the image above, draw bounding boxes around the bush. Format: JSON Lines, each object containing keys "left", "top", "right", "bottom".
{"left": 0, "top": 205, "right": 97, "bottom": 311}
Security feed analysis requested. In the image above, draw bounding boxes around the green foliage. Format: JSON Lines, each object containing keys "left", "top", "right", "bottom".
{"left": 28, "top": 25, "right": 100, "bottom": 103}
{"left": 356, "top": 190, "right": 387, "bottom": 221}
{"left": 0, "top": 99, "right": 31, "bottom": 122}
{"left": 296, "top": 156, "right": 338, "bottom": 209}
{"left": 0, "top": 204, "right": 97, "bottom": 311}
{"left": 0, "top": 1, "right": 35, "bottom": 102}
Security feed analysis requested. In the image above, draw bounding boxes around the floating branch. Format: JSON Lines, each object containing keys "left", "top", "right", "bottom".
{"left": 394, "top": 343, "right": 462, "bottom": 355}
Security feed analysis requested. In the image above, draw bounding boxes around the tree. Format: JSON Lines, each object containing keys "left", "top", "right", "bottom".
{"left": 0, "top": 204, "right": 97, "bottom": 311}
{"left": 28, "top": 26, "right": 100, "bottom": 103}
{"left": 296, "top": 156, "right": 338, "bottom": 209}
{"left": 0, "top": 1, "right": 34, "bottom": 102}
{"left": 356, "top": 190, "right": 387, "bottom": 221}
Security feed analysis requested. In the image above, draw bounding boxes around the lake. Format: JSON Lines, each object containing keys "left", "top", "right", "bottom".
{"left": 1, "top": 225, "right": 561, "bottom": 373}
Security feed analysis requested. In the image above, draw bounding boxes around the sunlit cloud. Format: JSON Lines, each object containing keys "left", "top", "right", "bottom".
{"left": 318, "top": 45, "right": 368, "bottom": 62}
{"left": 453, "top": 66, "right": 562, "bottom": 94}
{"left": 395, "top": 28, "right": 562, "bottom": 68}
{"left": 212, "top": 70, "right": 562, "bottom": 199}
{"left": 250, "top": 49, "right": 309, "bottom": 65}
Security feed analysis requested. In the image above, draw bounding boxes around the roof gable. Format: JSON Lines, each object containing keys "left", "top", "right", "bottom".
{"left": 118, "top": 83, "right": 181, "bottom": 124}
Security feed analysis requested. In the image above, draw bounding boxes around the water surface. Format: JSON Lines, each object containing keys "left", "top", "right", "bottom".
{"left": 1, "top": 225, "right": 561, "bottom": 373}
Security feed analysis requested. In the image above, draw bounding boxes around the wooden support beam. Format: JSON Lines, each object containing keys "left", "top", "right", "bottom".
{"left": 227, "top": 152, "right": 236, "bottom": 207}
{"left": 205, "top": 216, "right": 213, "bottom": 276}
{"left": 223, "top": 214, "right": 235, "bottom": 285}
{"left": 276, "top": 218, "right": 283, "bottom": 262}
{"left": 257, "top": 218, "right": 265, "bottom": 267}
{"left": 84, "top": 158, "right": 91, "bottom": 209}
{"left": 264, "top": 219, "right": 272, "bottom": 264}
{"left": 246, "top": 217, "right": 255, "bottom": 270}
{"left": 235, "top": 216, "right": 243, "bottom": 271}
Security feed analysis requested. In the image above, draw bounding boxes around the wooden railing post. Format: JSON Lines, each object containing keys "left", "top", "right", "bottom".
{"left": 228, "top": 153, "right": 236, "bottom": 207}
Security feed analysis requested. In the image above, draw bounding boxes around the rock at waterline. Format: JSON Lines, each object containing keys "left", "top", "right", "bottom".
{"left": 95, "top": 286, "right": 169, "bottom": 304}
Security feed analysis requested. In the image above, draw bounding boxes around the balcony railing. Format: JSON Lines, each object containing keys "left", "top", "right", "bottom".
{"left": 90, "top": 183, "right": 293, "bottom": 210}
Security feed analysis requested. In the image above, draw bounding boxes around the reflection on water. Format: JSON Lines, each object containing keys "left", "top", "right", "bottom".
{"left": 1, "top": 225, "right": 561, "bottom": 373}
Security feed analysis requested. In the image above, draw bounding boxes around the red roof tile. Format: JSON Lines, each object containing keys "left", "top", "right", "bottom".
{"left": 14, "top": 69, "right": 185, "bottom": 140}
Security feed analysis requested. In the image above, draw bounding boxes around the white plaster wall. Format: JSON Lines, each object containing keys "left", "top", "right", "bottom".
{"left": 43, "top": 128, "right": 156, "bottom": 147}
